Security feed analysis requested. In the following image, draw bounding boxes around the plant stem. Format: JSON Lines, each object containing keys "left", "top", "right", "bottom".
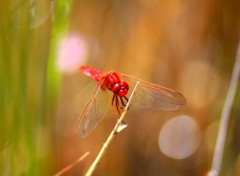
{"left": 85, "top": 81, "right": 140, "bottom": 176}
{"left": 54, "top": 152, "right": 90, "bottom": 176}
{"left": 207, "top": 42, "right": 240, "bottom": 176}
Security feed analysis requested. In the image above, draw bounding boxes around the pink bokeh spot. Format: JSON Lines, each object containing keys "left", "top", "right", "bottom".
{"left": 57, "top": 33, "right": 88, "bottom": 74}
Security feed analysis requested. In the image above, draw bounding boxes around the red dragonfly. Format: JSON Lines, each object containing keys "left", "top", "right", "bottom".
{"left": 77, "top": 66, "right": 186, "bottom": 137}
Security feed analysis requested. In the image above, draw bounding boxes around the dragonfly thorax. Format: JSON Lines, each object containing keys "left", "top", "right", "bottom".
{"left": 106, "top": 72, "right": 121, "bottom": 84}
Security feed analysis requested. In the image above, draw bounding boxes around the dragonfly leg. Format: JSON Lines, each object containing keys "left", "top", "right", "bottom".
{"left": 120, "top": 97, "right": 125, "bottom": 107}
{"left": 111, "top": 94, "right": 121, "bottom": 117}
{"left": 120, "top": 96, "right": 129, "bottom": 109}
{"left": 123, "top": 96, "right": 128, "bottom": 102}
{"left": 112, "top": 94, "right": 116, "bottom": 106}
{"left": 115, "top": 95, "right": 121, "bottom": 115}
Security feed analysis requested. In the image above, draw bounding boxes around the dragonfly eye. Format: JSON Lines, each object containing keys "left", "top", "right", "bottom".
{"left": 118, "top": 89, "right": 128, "bottom": 97}
{"left": 119, "top": 81, "right": 129, "bottom": 90}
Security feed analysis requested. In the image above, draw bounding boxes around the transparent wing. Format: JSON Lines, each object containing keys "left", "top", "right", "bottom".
{"left": 120, "top": 73, "right": 186, "bottom": 110}
{"left": 77, "top": 82, "right": 112, "bottom": 137}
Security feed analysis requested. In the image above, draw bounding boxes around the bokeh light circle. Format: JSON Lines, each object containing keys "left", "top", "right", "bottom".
{"left": 10, "top": 0, "right": 52, "bottom": 29}
{"left": 159, "top": 115, "right": 201, "bottom": 159}
{"left": 203, "top": 120, "right": 219, "bottom": 152}
{"left": 57, "top": 33, "right": 89, "bottom": 74}
{"left": 180, "top": 59, "right": 220, "bottom": 108}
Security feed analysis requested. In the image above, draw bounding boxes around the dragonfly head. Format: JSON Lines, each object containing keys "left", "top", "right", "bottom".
{"left": 112, "top": 81, "right": 129, "bottom": 97}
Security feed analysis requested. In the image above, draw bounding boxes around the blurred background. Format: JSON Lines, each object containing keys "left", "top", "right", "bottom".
{"left": 0, "top": 0, "right": 240, "bottom": 175}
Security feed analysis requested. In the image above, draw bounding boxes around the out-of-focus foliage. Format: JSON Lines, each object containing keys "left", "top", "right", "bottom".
{"left": 0, "top": 0, "right": 72, "bottom": 175}
{"left": 0, "top": 0, "right": 240, "bottom": 176}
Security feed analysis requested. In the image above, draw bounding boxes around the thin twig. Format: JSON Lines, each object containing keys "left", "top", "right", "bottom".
{"left": 207, "top": 42, "right": 240, "bottom": 176}
{"left": 85, "top": 81, "right": 140, "bottom": 176}
{"left": 54, "top": 152, "right": 90, "bottom": 176}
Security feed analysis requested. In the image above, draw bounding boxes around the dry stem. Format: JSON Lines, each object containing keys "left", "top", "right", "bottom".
{"left": 207, "top": 42, "right": 240, "bottom": 176}
{"left": 54, "top": 152, "right": 90, "bottom": 176}
{"left": 84, "top": 81, "right": 140, "bottom": 176}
